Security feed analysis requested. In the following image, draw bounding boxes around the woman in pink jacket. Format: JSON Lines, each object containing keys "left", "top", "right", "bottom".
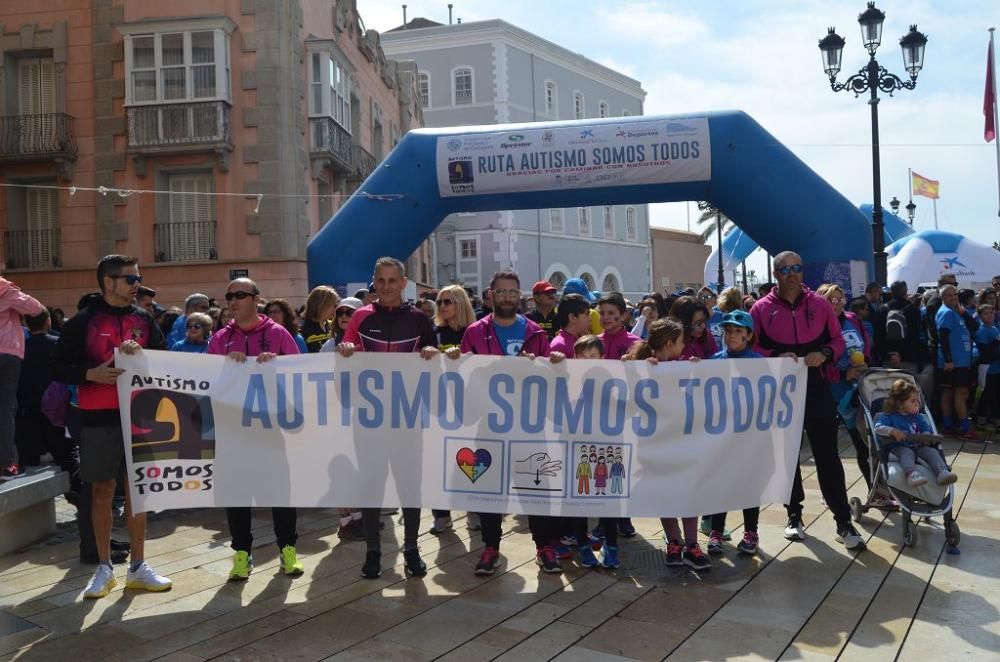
{"left": 0, "top": 273, "right": 45, "bottom": 479}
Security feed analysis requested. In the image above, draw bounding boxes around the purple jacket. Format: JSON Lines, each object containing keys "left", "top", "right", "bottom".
{"left": 460, "top": 313, "right": 550, "bottom": 357}
{"left": 599, "top": 327, "right": 641, "bottom": 360}
{"left": 750, "top": 286, "right": 845, "bottom": 385}
{"left": 549, "top": 330, "right": 578, "bottom": 358}
{"left": 208, "top": 315, "right": 299, "bottom": 358}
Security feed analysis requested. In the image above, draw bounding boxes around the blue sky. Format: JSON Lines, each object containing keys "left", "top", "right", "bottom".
{"left": 362, "top": 1, "right": 1000, "bottom": 280}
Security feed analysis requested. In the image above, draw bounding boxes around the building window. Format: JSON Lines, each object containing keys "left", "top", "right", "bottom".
{"left": 453, "top": 67, "right": 473, "bottom": 105}
{"left": 545, "top": 81, "right": 557, "bottom": 117}
{"left": 626, "top": 207, "right": 637, "bottom": 241}
{"left": 602, "top": 274, "right": 620, "bottom": 293}
{"left": 125, "top": 30, "right": 230, "bottom": 104}
{"left": 578, "top": 207, "right": 590, "bottom": 236}
{"left": 157, "top": 173, "right": 217, "bottom": 262}
{"left": 573, "top": 92, "right": 584, "bottom": 119}
{"left": 309, "top": 53, "right": 352, "bottom": 132}
{"left": 549, "top": 271, "right": 567, "bottom": 289}
{"left": 4, "top": 184, "right": 60, "bottom": 269}
{"left": 418, "top": 71, "right": 430, "bottom": 108}
{"left": 549, "top": 208, "right": 563, "bottom": 233}
{"left": 580, "top": 273, "right": 596, "bottom": 290}
{"left": 603, "top": 206, "right": 614, "bottom": 237}
{"left": 460, "top": 238, "right": 477, "bottom": 259}
{"left": 598, "top": 101, "right": 609, "bottom": 118}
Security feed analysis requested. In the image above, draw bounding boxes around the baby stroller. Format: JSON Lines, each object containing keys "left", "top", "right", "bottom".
{"left": 852, "top": 369, "right": 960, "bottom": 550}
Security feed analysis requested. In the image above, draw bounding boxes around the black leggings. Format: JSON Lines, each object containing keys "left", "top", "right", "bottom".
{"left": 227, "top": 507, "right": 297, "bottom": 552}
{"left": 845, "top": 422, "right": 872, "bottom": 490}
{"left": 475, "top": 513, "right": 558, "bottom": 550}
{"left": 786, "top": 407, "right": 852, "bottom": 525}
{"left": 710, "top": 509, "right": 759, "bottom": 533}
{"left": 363, "top": 507, "right": 420, "bottom": 552}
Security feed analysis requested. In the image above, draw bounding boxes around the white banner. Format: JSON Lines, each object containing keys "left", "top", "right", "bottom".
{"left": 116, "top": 351, "right": 804, "bottom": 518}
{"left": 437, "top": 118, "right": 711, "bottom": 197}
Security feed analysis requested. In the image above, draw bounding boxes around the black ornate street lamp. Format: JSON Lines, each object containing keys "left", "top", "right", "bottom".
{"left": 819, "top": 2, "right": 927, "bottom": 286}
{"left": 905, "top": 199, "right": 916, "bottom": 225}
{"left": 889, "top": 196, "right": 900, "bottom": 215}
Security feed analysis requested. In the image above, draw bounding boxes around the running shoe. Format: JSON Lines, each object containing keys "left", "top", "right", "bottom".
{"left": 474, "top": 546, "right": 501, "bottom": 576}
{"left": 403, "top": 549, "right": 427, "bottom": 577}
{"left": 552, "top": 543, "right": 574, "bottom": 560}
{"left": 664, "top": 540, "right": 684, "bottom": 567}
{"left": 535, "top": 546, "right": 563, "bottom": 573}
{"left": 869, "top": 493, "right": 899, "bottom": 511}
{"left": 337, "top": 519, "right": 365, "bottom": 540}
{"left": 784, "top": 514, "right": 806, "bottom": 541}
{"left": 618, "top": 519, "right": 637, "bottom": 537}
{"left": 281, "top": 545, "right": 304, "bottom": 576}
{"left": 699, "top": 517, "right": 732, "bottom": 540}
{"left": 936, "top": 469, "right": 958, "bottom": 485}
{"left": 83, "top": 563, "right": 117, "bottom": 599}
{"left": 560, "top": 535, "right": 579, "bottom": 547}
{"left": 836, "top": 525, "right": 866, "bottom": 551}
{"left": 125, "top": 562, "right": 173, "bottom": 592}
{"left": 737, "top": 531, "right": 759, "bottom": 556}
{"left": 466, "top": 512, "right": 482, "bottom": 531}
{"left": 683, "top": 543, "right": 712, "bottom": 571}
{"left": 707, "top": 530, "right": 724, "bottom": 555}
{"left": 229, "top": 550, "right": 252, "bottom": 581}
{"left": 0, "top": 463, "right": 25, "bottom": 481}
{"left": 577, "top": 545, "right": 600, "bottom": 568}
{"left": 430, "top": 516, "right": 454, "bottom": 534}
{"left": 361, "top": 550, "right": 382, "bottom": 579}
{"left": 600, "top": 544, "right": 620, "bottom": 569}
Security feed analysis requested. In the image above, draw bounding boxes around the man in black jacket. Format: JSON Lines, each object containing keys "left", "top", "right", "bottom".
{"left": 883, "top": 281, "right": 924, "bottom": 375}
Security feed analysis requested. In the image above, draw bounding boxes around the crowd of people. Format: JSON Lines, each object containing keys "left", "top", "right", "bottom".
{"left": 0, "top": 252, "right": 997, "bottom": 600}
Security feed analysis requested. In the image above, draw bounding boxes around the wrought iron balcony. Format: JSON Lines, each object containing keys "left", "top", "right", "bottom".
{"left": 4, "top": 229, "right": 61, "bottom": 269}
{"left": 127, "top": 101, "right": 231, "bottom": 152}
{"left": 153, "top": 221, "right": 217, "bottom": 263}
{"left": 350, "top": 143, "right": 377, "bottom": 181}
{"left": 309, "top": 116, "right": 353, "bottom": 174}
{"left": 0, "top": 113, "right": 77, "bottom": 161}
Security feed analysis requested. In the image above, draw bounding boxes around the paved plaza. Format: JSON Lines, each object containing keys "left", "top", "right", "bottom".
{"left": 0, "top": 436, "right": 996, "bottom": 661}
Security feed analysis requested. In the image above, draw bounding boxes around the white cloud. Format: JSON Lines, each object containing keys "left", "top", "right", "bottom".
{"left": 595, "top": 2, "right": 709, "bottom": 46}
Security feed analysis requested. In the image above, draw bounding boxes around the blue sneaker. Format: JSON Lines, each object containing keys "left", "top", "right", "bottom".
{"left": 577, "top": 545, "right": 600, "bottom": 568}
{"left": 601, "top": 544, "right": 620, "bottom": 569}
{"left": 551, "top": 544, "right": 574, "bottom": 560}
{"left": 587, "top": 534, "right": 604, "bottom": 551}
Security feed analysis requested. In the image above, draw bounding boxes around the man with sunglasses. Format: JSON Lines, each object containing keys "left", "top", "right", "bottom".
{"left": 52, "top": 255, "right": 173, "bottom": 598}
{"left": 208, "top": 278, "right": 303, "bottom": 581}
{"left": 750, "top": 252, "right": 865, "bottom": 551}
{"left": 527, "top": 280, "right": 560, "bottom": 340}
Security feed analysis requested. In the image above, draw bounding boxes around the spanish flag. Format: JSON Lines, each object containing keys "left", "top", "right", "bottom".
{"left": 911, "top": 171, "right": 940, "bottom": 199}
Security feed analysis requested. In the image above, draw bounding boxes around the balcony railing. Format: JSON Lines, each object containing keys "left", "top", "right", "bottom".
{"left": 127, "top": 101, "right": 231, "bottom": 151}
{"left": 309, "top": 116, "right": 353, "bottom": 174}
{"left": 0, "top": 114, "right": 77, "bottom": 160}
{"left": 154, "top": 222, "right": 217, "bottom": 263}
{"left": 351, "top": 144, "right": 377, "bottom": 181}
{"left": 4, "top": 229, "right": 61, "bottom": 269}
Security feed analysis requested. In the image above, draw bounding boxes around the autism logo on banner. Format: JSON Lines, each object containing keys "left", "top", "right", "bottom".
{"left": 130, "top": 389, "right": 216, "bottom": 462}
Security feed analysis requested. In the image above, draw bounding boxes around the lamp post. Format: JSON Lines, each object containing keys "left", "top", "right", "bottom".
{"left": 905, "top": 199, "right": 916, "bottom": 225}
{"left": 818, "top": 2, "right": 927, "bottom": 286}
{"left": 889, "top": 196, "right": 900, "bottom": 215}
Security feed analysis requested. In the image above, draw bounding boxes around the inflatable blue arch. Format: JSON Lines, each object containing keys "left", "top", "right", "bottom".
{"left": 308, "top": 110, "right": 873, "bottom": 289}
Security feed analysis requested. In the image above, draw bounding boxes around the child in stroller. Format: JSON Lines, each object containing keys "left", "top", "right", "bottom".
{"left": 873, "top": 379, "right": 958, "bottom": 489}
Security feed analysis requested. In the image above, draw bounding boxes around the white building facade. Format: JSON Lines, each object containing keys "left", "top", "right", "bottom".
{"left": 381, "top": 19, "right": 651, "bottom": 297}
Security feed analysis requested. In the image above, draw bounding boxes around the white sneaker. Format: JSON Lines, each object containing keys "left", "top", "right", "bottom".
{"left": 83, "top": 563, "right": 117, "bottom": 599}
{"left": 466, "top": 512, "right": 481, "bottom": 531}
{"left": 784, "top": 515, "right": 806, "bottom": 541}
{"left": 936, "top": 469, "right": 958, "bottom": 485}
{"left": 430, "top": 516, "right": 453, "bottom": 534}
{"left": 836, "top": 525, "right": 866, "bottom": 551}
{"left": 125, "top": 562, "right": 173, "bottom": 592}
{"left": 905, "top": 469, "right": 928, "bottom": 488}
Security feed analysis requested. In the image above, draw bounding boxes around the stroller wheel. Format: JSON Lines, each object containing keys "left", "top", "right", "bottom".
{"left": 903, "top": 517, "right": 917, "bottom": 547}
{"left": 945, "top": 520, "right": 961, "bottom": 548}
{"left": 849, "top": 497, "right": 864, "bottom": 524}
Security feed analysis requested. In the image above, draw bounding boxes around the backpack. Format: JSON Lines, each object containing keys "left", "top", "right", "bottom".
{"left": 40, "top": 381, "right": 71, "bottom": 428}
{"left": 885, "top": 308, "right": 908, "bottom": 341}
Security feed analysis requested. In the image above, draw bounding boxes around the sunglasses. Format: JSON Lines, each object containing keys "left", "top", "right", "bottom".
{"left": 776, "top": 264, "right": 804, "bottom": 275}
{"left": 111, "top": 274, "right": 143, "bottom": 285}
{"left": 698, "top": 295, "right": 714, "bottom": 302}
{"left": 438, "top": 299, "right": 454, "bottom": 306}
{"left": 187, "top": 323, "right": 206, "bottom": 330}
{"left": 225, "top": 291, "right": 257, "bottom": 301}
{"left": 336, "top": 309, "right": 354, "bottom": 317}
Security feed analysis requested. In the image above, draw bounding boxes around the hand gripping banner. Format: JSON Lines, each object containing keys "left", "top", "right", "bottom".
{"left": 117, "top": 351, "right": 806, "bottom": 518}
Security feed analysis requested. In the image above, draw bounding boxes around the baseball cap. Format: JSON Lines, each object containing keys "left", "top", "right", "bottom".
{"left": 563, "top": 278, "right": 597, "bottom": 303}
{"left": 720, "top": 310, "right": 754, "bottom": 331}
{"left": 337, "top": 297, "right": 364, "bottom": 311}
{"left": 532, "top": 280, "right": 557, "bottom": 295}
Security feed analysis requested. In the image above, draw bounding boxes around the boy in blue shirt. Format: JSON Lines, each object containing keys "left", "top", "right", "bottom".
{"left": 975, "top": 304, "right": 1000, "bottom": 427}
{"left": 707, "top": 310, "right": 764, "bottom": 556}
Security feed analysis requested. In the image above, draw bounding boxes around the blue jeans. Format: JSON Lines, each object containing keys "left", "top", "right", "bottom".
{"left": 0, "top": 353, "right": 20, "bottom": 465}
